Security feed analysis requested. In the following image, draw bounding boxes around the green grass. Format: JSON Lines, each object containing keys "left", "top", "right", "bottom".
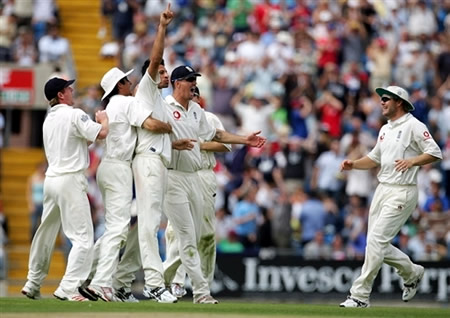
{"left": 0, "top": 298, "right": 449, "bottom": 318}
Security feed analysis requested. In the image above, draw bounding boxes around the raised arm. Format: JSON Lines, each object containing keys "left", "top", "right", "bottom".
{"left": 148, "top": 4, "right": 174, "bottom": 81}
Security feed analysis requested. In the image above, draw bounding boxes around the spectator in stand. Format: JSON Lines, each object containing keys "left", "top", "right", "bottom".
{"left": 311, "top": 139, "right": 344, "bottom": 200}
{"left": 32, "top": 0, "right": 57, "bottom": 42}
{"left": 11, "top": 26, "right": 38, "bottom": 66}
{"left": 299, "top": 190, "right": 325, "bottom": 247}
{"left": 231, "top": 181, "right": 260, "bottom": 250}
{"left": 280, "top": 136, "right": 312, "bottom": 193}
{"left": 12, "top": 0, "right": 32, "bottom": 27}
{"left": 38, "top": 22, "right": 70, "bottom": 64}
{"left": 331, "top": 234, "right": 346, "bottom": 261}
{"left": 0, "top": 2, "right": 16, "bottom": 62}
{"left": 422, "top": 170, "right": 449, "bottom": 213}
{"left": 27, "top": 161, "right": 47, "bottom": 240}
{"left": 303, "top": 230, "right": 331, "bottom": 260}
{"left": 409, "top": 82, "right": 429, "bottom": 125}
{"left": 407, "top": 0, "right": 437, "bottom": 39}
{"left": 366, "top": 37, "right": 394, "bottom": 92}
{"left": 231, "top": 86, "right": 275, "bottom": 138}
{"left": 226, "top": 0, "right": 253, "bottom": 34}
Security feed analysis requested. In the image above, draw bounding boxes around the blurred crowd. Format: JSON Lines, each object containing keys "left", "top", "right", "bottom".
{"left": 2, "top": 0, "right": 449, "bottom": 262}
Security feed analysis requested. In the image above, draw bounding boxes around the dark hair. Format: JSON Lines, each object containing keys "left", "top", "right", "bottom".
{"left": 141, "top": 59, "right": 165, "bottom": 76}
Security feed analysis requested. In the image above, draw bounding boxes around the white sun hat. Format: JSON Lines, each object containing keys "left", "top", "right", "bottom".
{"left": 375, "top": 86, "right": 415, "bottom": 111}
{"left": 101, "top": 67, "right": 134, "bottom": 100}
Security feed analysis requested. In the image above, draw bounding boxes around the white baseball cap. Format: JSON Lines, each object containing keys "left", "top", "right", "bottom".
{"left": 375, "top": 86, "right": 415, "bottom": 111}
{"left": 101, "top": 67, "right": 134, "bottom": 100}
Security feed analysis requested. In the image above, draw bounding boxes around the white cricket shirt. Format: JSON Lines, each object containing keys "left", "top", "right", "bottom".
{"left": 43, "top": 104, "right": 102, "bottom": 177}
{"left": 368, "top": 113, "right": 442, "bottom": 185}
{"left": 134, "top": 72, "right": 172, "bottom": 166}
{"left": 103, "top": 95, "right": 151, "bottom": 161}
{"left": 201, "top": 111, "right": 231, "bottom": 170}
{"left": 165, "top": 95, "right": 216, "bottom": 172}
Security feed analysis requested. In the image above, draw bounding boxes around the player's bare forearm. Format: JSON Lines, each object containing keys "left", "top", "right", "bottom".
{"left": 341, "top": 156, "right": 378, "bottom": 171}
{"left": 395, "top": 153, "right": 441, "bottom": 172}
{"left": 142, "top": 116, "right": 172, "bottom": 133}
{"left": 213, "top": 129, "right": 266, "bottom": 148}
{"left": 172, "top": 138, "right": 196, "bottom": 150}
{"left": 200, "top": 141, "right": 230, "bottom": 152}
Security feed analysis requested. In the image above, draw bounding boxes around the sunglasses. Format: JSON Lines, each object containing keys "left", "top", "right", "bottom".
{"left": 182, "top": 77, "right": 196, "bottom": 82}
{"left": 381, "top": 96, "right": 391, "bottom": 103}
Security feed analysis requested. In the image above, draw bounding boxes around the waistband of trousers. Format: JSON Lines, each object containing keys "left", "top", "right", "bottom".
{"left": 379, "top": 182, "right": 416, "bottom": 187}
{"left": 102, "top": 157, "right": 132, "bottom": 165}
{"left": 167, "top": 168, "right": 198, "bottom": 175}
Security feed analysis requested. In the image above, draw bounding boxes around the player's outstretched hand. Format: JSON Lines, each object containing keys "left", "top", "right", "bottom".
{"left": 160, "top": 4, "right": 174, "bottom": 27}
{"left": 172, "top": 138, "right": 196, "bottom": 150}
{"left": 246, "top": 131, "right": 266, "bottom": 148}
{"left": 340, "top": 159, "right": 354, "bottom": 171}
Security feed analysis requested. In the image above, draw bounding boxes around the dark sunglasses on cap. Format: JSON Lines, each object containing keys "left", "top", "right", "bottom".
{"left": 180, "top": 77, "right": 196, "bottom": 82}
{"left": 381, "top": 96, "right": 392, "bottom": 103}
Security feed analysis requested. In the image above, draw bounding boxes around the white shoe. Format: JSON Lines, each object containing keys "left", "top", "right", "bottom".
{"left": 171, "top": 283, "right": 187, "bottom": 298}
{"left": 339, "top": 296, "right": 370, "bottom": 308}
{"left": 87, "top": 285, "right": 119, "bottom": 302}
{"left": 194, "top": 294, "right": 219, "bottom": 304}
{"left": 402, "top": 265, "right": 425, "bottom": 302}
{"left": 143, "top": 286, "right": 177, "bottom": 303}
{"left": 21, "top": 282, "right": 41, "bottom": 300}
{"left": 115, "top": 287, "right": 139, "bottom": 303}
{"left": 54, "top": 288, "right": 89, "bottom": 301}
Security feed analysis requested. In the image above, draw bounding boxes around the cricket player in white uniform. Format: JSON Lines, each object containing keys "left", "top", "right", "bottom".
{"left": 167, "top": 87, "right": 231, "bottom": 298}
{"left": 163, "top": 66, "right": 266, "bottom": 304}
{"left": 339, "top": 86, "right": 442, "bottom": 308}
{"left": 126, "top": 5, "right": 190, "bottom": 304}
{"left": 21, "top": 78, "right": 109, "bottom": 301}
{"left": 80, "top": 65, "right": 173, "bottom": 302}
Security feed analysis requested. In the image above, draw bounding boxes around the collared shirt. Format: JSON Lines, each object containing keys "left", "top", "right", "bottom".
{"left": 103, "top": 94, "right": 151, "bottom": 161}
{"left": 368, "top": 113, "right": 442, "bottom": 185}
{"left": 201, "top": 111, "right": 231, "bottom": 170}
{"left": 165, "top": 95, "right": 216, "bottom": 172}
{"left": 43, "top": 104, "right": 101, "bottom": 176}
{"left": 134, "top": 72, "right": 172, "bottom": 165}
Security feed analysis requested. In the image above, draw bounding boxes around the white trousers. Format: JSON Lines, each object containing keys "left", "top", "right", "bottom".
{"left": 169, "top": 169, "right": 217, "bottom": 286}
{"left": 350, "top": 183, "right": 421, "bottom": 302}
{"left": 90, "top": 159, "right": 132, "bottom": 287}
{"left": 163, "top": 170, "right": 210, "bottom": 298}
{"left": 132, "top": 154, "right": 167, "bottom": 288}
{"left": 26, "top": 173, "right": 94, "bottom": 294}
{"left": 113, "top": 222, "right": 141, "bottom": 291}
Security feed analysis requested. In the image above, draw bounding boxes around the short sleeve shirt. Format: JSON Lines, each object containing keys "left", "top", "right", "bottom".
{"left": 134, "top": 72, "right": 172, "bottom": 165}
{"left": 104, "top": 95, "right": 151, "bottom": 161}
{"left": 43, "top": 104, "right": 101, "bottom": 176}
{"left": 201, "top": 111, "right": 231, "bottom": 170}
{"left": 165, "top": 95, "right": 216, "bottom": 172}
{"left": 368, "top": 113, "right": 443, "bottom": 185}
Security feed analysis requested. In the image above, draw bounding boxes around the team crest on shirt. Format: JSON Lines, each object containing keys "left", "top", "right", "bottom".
{"left": 193, "top": 112, "right": 197, "bottom": 120}
{"left": 396, "top": 130, "right": 402, "bottom": 141}
{"left": 173, "top": 110, "right": 181, "bottom": 120}
{"left": 379, "top": 132, "right": 385, "bottom": 142}
{"left": 423, "top": 131, "right": 431, "bottom": 140}
{"left": 81, "top": 114, "right": 89, "bottom": 122}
